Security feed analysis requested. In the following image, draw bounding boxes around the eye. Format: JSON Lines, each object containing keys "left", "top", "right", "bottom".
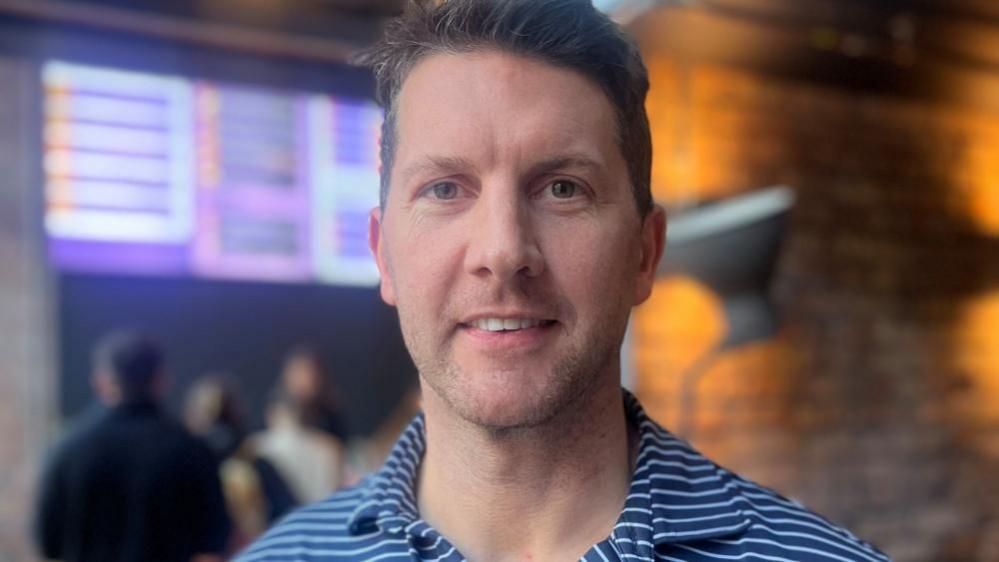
{"left": 428, "top": 181, "right": 459, "bottom": 200}
{"left": 549, "top": 179, "right": 578, "bottom": 199}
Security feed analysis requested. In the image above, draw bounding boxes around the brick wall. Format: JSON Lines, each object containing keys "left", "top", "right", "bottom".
{"left": 0, "top": 56, "right": 58, "bottom": 562}
{"left": 633, "top": 55, "right": 999, "bottom": 562}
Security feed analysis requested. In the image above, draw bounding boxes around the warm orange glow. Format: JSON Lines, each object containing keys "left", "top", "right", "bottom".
{"left": 645, "top": 54, "right": 789, "bottom": 205}
{"left": 955, "top": 116, "right": 999, "bottom": 236}
{"left": 644, "top": 54, "right": 687, "bottom": 204}
{"left": 954, "top": 290, "right": 999, "bottom": 425}
{"left": 631, "top": 277, "right": 799, "bottom": 479}
{"left": 632, "top": 276, "right": 726, "bottom": 427}
{"left": 970, "top": 186, "right": 999, "bottom": 236}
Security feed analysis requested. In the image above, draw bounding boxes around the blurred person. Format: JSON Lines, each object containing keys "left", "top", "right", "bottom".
{"left": 240, "top": 1, "right": 890, "bottom": 561}
{"left": 33, "top": 330, "right": 230, "bottom": 562}
{"left": 183, "top": 375, "right": 297, "bottom": 551}
{"left": 344, "top": 383, "right": 421, "bottom": 484}
{"left": 252, "top": 386, "right": 346, "bottom": 503}
{"left": 280, "top": 345, "right": 348, "bottom": 440}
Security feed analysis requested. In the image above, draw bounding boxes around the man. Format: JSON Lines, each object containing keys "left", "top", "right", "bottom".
{"left": 34, "top": 331, "right": 231, "bottom": 562}
{"left": 241, "top": 1, "right": 890, "bottom": 560}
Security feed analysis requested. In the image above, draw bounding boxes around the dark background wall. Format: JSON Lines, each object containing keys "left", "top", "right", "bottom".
{"left": 59, "top": 274, "right": 416, "bottom": 435}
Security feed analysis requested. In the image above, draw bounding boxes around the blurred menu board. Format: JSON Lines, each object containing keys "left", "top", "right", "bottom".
{"left": 42, "top": 60, "right": 382, "bottom": 286}
{"left": 192, "top": 83, "right": 311, "bottom": 282}
{"left": 309, "top": 96, "right": 383, "bottom": 285}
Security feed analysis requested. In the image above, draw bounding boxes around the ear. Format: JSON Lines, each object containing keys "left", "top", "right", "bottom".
{"left": 634, "top": 204, "right": 666, "bottom": 306}
{"left": 369, "top": 207, "right": 397, "bottom": 306}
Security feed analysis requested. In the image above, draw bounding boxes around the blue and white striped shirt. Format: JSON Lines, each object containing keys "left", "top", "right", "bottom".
{"left": 239, "top": 392, "right": 890, "bottom": 561}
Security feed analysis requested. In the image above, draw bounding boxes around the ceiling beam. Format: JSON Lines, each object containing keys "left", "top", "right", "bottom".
{"left": 0, "top": 0, "right": 362, "bottom": 63}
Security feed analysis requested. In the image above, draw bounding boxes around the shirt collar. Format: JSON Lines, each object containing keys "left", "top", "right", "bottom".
{"left": 348, "top": 415, "right": 425, "bottom": 535}
{"left": 347, "top": 391, "right": 750, "bottom": 556}
{"left": 610, "top": 392, "right": 751, "bottom": 558}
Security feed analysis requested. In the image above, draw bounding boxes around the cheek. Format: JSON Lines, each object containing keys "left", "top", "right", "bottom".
{"left": 387, "top": 221, "right": 463, "bottom": 303}
{"left": 545, "top": 217, "right": 638, "bottom": 274}
{"left": 540, "top": 219, "right": 639, "bottom": 299}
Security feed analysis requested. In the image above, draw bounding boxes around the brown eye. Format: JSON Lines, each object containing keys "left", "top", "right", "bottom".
{"left": 550, "top": 180, "right": 577, "bottom": 199}
{"left": 431, "top": 181, "right": 458, "bottom": 200}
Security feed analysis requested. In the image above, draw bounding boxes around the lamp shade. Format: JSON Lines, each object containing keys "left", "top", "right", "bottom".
{"left": 658, "top": 186, "right": 795, "bottom": 348}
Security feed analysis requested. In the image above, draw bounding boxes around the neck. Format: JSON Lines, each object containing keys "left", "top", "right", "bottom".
{"left": 417, "top": 378, "right": 634, "bottom": 562}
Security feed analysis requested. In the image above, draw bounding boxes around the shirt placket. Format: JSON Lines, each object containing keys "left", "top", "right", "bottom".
{"left": 405, "top": 519, "right": 468, "bottom": 562}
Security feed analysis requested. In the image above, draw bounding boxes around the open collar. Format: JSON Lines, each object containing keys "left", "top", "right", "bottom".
{"left": 347, "top": 392, "right": 751, "bottom": 559}
{"left": 609, "top": 392, "right": 751, "bottom": 559}
{"left": 347, "top": 414, "right": 425, "bottom": 535}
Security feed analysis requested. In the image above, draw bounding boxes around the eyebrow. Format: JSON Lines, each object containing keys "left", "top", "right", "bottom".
{"left": 525, "top": 153, "right": 605, "bottom": 178}
{"left": 399, "top": 152, "right": 605, "bottom": 182}
{"left": 398, "top": 155, "right": 477, "bottom": 182}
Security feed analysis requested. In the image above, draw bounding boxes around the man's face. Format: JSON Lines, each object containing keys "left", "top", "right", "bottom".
{"left": 370, "top": 50, "right": 664, "bottom": 430}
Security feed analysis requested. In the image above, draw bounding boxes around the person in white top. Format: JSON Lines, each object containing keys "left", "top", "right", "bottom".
{"left": 252, "top": 388, "right": 345, "bottom": 504}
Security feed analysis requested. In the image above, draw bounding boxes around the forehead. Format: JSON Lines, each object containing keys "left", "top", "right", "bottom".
{"left": 391, "top": 50, "right": 621, "bottom": 176}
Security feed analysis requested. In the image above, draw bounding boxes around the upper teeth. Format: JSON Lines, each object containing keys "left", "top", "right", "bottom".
{"left": 475, "top": 318, "right": 541, "bottom": 331}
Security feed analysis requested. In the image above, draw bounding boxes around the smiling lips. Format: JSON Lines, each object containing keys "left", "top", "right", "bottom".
{"left": 459, "top": 316, "right": 558, "bottom": 336}
{"left": 470, "top": 318, "right": 554, "bottom": 331}
{"left": 457, "top": 317, "right": 557, "bottom": 351}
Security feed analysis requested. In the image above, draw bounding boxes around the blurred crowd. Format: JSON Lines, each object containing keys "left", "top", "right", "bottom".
{"left": 32, "top": 330, "right": 420, "bottom": 561}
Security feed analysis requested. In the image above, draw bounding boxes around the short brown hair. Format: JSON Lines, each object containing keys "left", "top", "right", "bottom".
{"left": 356, "top": 0, "right": 653, "bottom": 217}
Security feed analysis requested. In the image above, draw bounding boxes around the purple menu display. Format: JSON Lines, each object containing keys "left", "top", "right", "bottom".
{"left": 309, "top": 96, "right": 383, "bottom": 285}
{"left": 43, "top": 61, "right": 194, "bottom": 275}
{"left": 42, "top": 61, "right": 382, "bottom": 286}
{"left": 191, "top": 83, "right": 312, "bottom": 282}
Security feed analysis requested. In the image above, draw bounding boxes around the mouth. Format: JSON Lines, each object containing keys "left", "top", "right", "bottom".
{"left": 455, "top": 316, "right": 560, "bottom": 350}
{"left": 461, "top": 317, "right": 558, "bottom": 333}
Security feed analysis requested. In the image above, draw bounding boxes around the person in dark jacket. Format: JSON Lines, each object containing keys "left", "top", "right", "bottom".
{"left": 33, "top": 330, "right": 231, "bottom": 562}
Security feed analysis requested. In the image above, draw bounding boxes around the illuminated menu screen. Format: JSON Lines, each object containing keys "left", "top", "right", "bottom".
{"left": 43, "top": 61, "right": 382, "bottom": 286}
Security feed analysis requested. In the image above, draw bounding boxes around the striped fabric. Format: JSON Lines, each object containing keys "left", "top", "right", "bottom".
{"left": 238, "top": 391, "right": 890, "bottom": 561}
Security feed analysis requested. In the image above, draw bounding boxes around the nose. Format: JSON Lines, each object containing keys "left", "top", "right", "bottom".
{"left": 463, "top": 185, "right": 544, "bottom": 282}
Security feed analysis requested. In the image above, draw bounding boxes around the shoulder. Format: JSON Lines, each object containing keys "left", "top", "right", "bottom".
{"left": 308, "top": 429, "right": 346, "bottom": 456}
{"left": 632, "top": 411, "right": 889, "bottom": 561}
{"left": 235, "top": 481, "right": 410, "bottom": 562}
{"left": 144, "top": 417, "right": 220, "bottom": 471}
{"left": 43, "top": 408, "right": 108, "bottom": 462}
{"left": 716, "top": 466, "right": 890, "bottom": 561}
{"left": 152, "top": 416, "right": 213, "bottom": 452}
{"left": 627, "top": 395, "right": 890, "bottom": 561}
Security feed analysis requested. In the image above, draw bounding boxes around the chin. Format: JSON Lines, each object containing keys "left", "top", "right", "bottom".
{"left": 466, "top": 394, "right": 552, "bottom": 431}
{"left": 415, "top": 328, "right": 619, "bottom": 432}
{"left": 437, "top": 365, "right": 587, "bottom": 432}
